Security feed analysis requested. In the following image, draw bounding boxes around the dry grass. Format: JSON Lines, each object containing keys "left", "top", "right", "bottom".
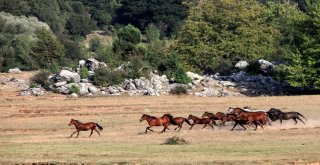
{"left": 0, "top": 93, "right": 320, "bottom": 164}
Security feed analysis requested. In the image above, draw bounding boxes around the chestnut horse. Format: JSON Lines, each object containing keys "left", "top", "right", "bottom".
{"left": 140, "top": 114, "right": 170, "bottom": 133}
{"left": 68, "top": 119, "right": 103, "bottom": 138}
{"left": 162, "top": 114, "right": 191, "bottom": 131}
{"left": 228, "top": 107, "right": 267, "bottom": 130}
{"left": 202, "top": 111, "right": 227, "bottom": 126}
{"left": 188, "top": 115, "right": 215, "bottom": 130}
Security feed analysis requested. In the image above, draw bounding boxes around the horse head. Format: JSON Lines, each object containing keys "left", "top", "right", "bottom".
{"left": 68, "top": 119, "right": 76, "bottom": 126}
{"left": 140, "top": 114, "right": 148, "bottom": 122}
{"left": 202, "top": 111, "right": 210, "bottom": 118}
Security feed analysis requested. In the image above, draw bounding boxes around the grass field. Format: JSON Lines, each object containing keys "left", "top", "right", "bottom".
{"left": 0, "top": 93, "right": 320, "bottom": 164}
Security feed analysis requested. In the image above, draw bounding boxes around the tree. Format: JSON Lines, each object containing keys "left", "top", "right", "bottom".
{"left": 173, "top": 0, "right": 281, "bottom": 74}
{"left": 31, "top": 28, "right": 65, "bottom": 70}
{"left": 116, "top": 0, "right": 188, "bottom": 37}
{"left": 285, "top": 1, "right": 320, "bottom": 88}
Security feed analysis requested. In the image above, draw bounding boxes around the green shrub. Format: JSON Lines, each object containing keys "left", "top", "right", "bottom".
{"left": 163, "top": 136, "right": 188, "bottom": 145}
{"left": 29, "top": 83, "right": 38, "bottom": 88}
{"left": 79, "top": 67, "right": 89, "bottom": 79}
{"left": 170, "top": 86, "right": 188, "bottom": 95}
{"left": 175, "top": 66, "right": 191, "bottom": 84}
{"left": 93, "top": 67, "right": 125, "bottom": 86}
{"left": 70, "top": 84, "right": 80, "bottom": 94}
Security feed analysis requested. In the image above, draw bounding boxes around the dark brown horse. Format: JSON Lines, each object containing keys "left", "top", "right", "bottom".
{"left": 68, "top": 119, "right": 103, "bottom": 138}
{"left": 187, "top": 115, "right": 215, "bottom": 130}
{"left": 267, "top": 108, "right": 307, "bottom": 125}
{"left": 228, "top": 107, "right": 267, "bottom": 130}
{"left": 140, "top": 114, "right": 170, "bottom": 133}
{"left": 162, "top": 114, "right": 191, "bottom": 131}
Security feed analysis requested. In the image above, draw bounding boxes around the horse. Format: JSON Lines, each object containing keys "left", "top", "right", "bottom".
{"left": 267, "top": 108, "right": 307, "bottom": 125}
{"left": 68, "top": 119, "right": 103, "bottom": 138}
{"left": 223, "top": 114, "right": 262, "bottom": 131}
{"left": 140, "top": 114, "right": 170, "bottom": 133}
{"left": 228, "top": 107, "right": 267, "bottom": 130}
{"left": 202, "top": 111, "right": 225, "bottom": 126}
{"left": 162, "top": 114, "right": 191, "bottom": 131}
{"left": 187, "top": 115, "right": 215, "bottom": 130}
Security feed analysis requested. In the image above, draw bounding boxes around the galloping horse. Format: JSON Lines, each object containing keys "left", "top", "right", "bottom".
{"left": 68, "top": 119, "right": 103, "bottom": 138}
{"left": 162, "top": 114, "right": 191, "bottom": 131}
{"left": 140, "top": 114, "right": 170, "bottom": 133}
{"left": 267, "top": 108, "right": 307, "bottom": 125}
{"left": 228, "top": 107, "right": 267, "bottom": 130}
{"left": 202, "top": 111, "right": 228, "bottom": 126}
{"left": 187, "top": 115, "right": 215, "bottom": 130}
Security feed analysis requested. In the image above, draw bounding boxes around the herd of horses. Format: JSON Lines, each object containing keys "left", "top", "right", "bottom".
{"left": 68, "top": 107, "right": 307, "bottom": 137}
{"left": 139, "top": 107, "right": 307, "bottom": 134}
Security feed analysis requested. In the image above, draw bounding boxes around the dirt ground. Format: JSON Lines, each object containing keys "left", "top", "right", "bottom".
{"left": 0, "top": 72, "right": 320, "bottom": 164}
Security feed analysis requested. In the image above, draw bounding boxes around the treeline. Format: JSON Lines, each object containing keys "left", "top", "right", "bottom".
{"left": 0, "top": 0, "right": 319, "bottom": 89}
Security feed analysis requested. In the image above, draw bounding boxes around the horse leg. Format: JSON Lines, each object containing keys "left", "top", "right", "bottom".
{"left": 239, "top": 123, "right": 246, "bottom": 130}
{"left": 94, "top": 129, "right": 101, "bottom": 137}
{"left": 146, "top": 126, "right": 154, "bottom": 133}
{"left": 231, "top": 123, "right": 238, "bottom": 131}
{"left": 178, "top": 125, "right": 182, "bottom": 131}
{"left": 209, "top": 123, "right": 214, "bottom": 130}
{"left": 161, "top": 125, "right": 169, "bottom": 133}
{"left": 297, "top": 117, "right": 305, "bottom": 124}
{"left": 89, "top": 130, "right": 93, "bottom": 137}
{"left": 202, "top": 124, "right": 207, "bottom": 129}
{"left": 70, "top": 131, "right": 77, "bottom": 138}
{"left": 189, "top": 124, "right": 195, "bottom": 130}
{"left": 76, "top": 131, "right": 80, "bottom": 138}
{"left": 280, "top": 119, "right": 283, "bottom": 125}
{"left": 293, "top": 118, "right": 298, "bottom": 125}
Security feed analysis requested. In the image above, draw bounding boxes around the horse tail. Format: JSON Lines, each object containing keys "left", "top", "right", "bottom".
{"left": 297, "top": 112, "right": 307, "bottom": 121}
{"left": 184, "top": 118, "right": 191, "bottom": 125}
{"left": 96, "top": 123, "right": 103, "bottom": 131}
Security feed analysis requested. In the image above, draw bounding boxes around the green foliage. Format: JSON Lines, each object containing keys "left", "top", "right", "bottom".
{"left": 90, "top": 39, "right": 100, "bottom": 52}
{"left": 29, "top": 83, "right": 38, "bottom": 88}
{"left": 66, "top": 14, "right": 94, "bottom": 36}
{"left": 117, "top": 24, "right": 141, "bottom": 45}
{"left": 173, "top": 0, "right": 279, "bottom": 73}
{"left": 79, "top": 67, "right": 89, "bottom": 79}
{"left": 175, "top": 66, "right": 192, "bottom": 84}
{"left": 146, "top": 24, "right": 160, "bottom": 42}
{"left": 31, "top": 28, "right": 65, "bottom": 69}
{"left": 93, "top": 67, "right": 125, "bottom": 86}
{"left": 70, "top": 84, "right": 80, "bottom": 94}
{"left": 245, "top": 60, "right": 262, "bottom": 75}
{"left": 116, "top": 0, "right": 189, "bottom": 37}
{"left": 170, "top": 86, "right": 188, "bottom": 95}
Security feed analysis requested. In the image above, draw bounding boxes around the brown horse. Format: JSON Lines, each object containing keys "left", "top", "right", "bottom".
{"left": 162, "top": 114, "right": 191, "bottom": 131}
{"left": 229, "top": 107, "right": 267, "bottom": 130}
{"left": 202, "top": 111, "right": 228, "bottom": 126}
{"left": 187, "top": 115, "right": 215, "bottom": 130}
{"left": 140, "top": 114, "right": 170, "bottom": 133}
{"left": 68, "top": 119, "right": 103, "bottom": 138}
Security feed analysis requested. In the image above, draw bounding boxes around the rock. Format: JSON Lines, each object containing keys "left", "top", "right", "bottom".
{"left": 88, "top": 85, "right": 98, "bottom": 94}
{"left": 79, "top": 60, "right": 86, "bottom": 67}
{"left": 194, "top": 87, "right": 220, "bottom": 97}
{"left": 108, "top": 86, "right": 120, "bottom": 94}
{"left": 230, "top": 71, "right": 248, "bottom": 82}
{"left": 235, "top": 61, "right": 249, "bottom": 70}
{"left": 258, "top": 59, "right": 274, "bottom": 73}
{"left": 186, "top": 72, "right": 204, "bottom": 86}
{"left": 19, "top": 90, "right": 31, "bottom": 96}
{"left": 145, "top": 87, "right": 159, "bottom": 96}
{"left": 85, "top": 58, "right": 100, "bottom": 71}
{"left": 78, "top": 83, "right": 89, "bottom": 95}
{"left": 59, "top": 69, "right": 80, "bottom": 83}
{"left": 70, "top": 93, "right": 78, "bottom": 98}
{"left": 54, "top": 81, "right": 67, "bottom": 87}
{"left": 134, "top": 78, "right": 151, "bottom": 90}
{"left": 8, "top": 68, "right": 21, "bottom": 73}
{"left": 123, "top": 79, "right": 136, "bottom": 90}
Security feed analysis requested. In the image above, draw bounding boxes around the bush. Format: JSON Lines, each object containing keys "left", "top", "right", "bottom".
{"left": 246, "top": 60, "right": 261, "bottom": 74}
{"left": 79, "top": 67, "right": 89, "bottom": 79}
{"left": 31, "top": 70, "right": 50, "bottom": 86}
{"left": 175, "top": 66, "right": 192, "bottom": 84}
{"left": 170, "top": 86, "right": 188, "bottom": 95}
{"left": 70, "top": 84, "right": 80, "bottom": 94}
{"left": 93, "top": 67, "right": 125, "bottom": 86}
{"left": 163, "top": 136, "right": 188, "bottom": 145}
